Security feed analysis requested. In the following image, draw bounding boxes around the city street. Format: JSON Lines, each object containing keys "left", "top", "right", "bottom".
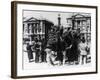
{"left": 23, "top": 51, "right": 91, "bottom": 70}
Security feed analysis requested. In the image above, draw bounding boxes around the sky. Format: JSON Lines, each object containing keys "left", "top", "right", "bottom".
{"left": 23, "top": 10, "right": 90, "bottom": 27}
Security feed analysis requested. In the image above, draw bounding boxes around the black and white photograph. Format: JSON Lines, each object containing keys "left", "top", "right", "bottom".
{"left": 11, "top": 1, "right": 97, "bottom": 78}
{"left": 23, "top": 10, "right": 92, "bottom": 69}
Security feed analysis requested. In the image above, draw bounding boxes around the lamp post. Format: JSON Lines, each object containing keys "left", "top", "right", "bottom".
{"left": 58, "top": 14, "right": 61, "bottom": 29}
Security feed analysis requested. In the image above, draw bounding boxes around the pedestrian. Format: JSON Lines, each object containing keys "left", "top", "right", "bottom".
{"left": 79, "top": 37, "right": 87, "bottom": 65}
{"left": 41, "top": 38, "right": 47, "bottom": 62}
{"left": 26, "top": 43, "right": 33, "bottom": 62}
{"left": 45, "top": 44, "right": 52, "bottom": 65}
{"left": 63, "top": 30, "right": 73, "bottom": 64}
{"left": 35, "top": 41, "right": 41, "bottom": 63}
{"left": 70, "top": 31, "right": 80, "bottom": 64}
{"left": 56, "top": 36, "right": 63, "bottom": 65}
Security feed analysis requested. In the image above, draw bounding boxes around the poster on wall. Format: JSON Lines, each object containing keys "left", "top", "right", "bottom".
{"left": 11, "top": 1, "right": 98, "bottom": 78}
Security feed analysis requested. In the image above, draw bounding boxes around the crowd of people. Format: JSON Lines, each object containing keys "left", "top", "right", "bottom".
{"left": 25, "top": 27, "right": 91, "bottom": 66}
